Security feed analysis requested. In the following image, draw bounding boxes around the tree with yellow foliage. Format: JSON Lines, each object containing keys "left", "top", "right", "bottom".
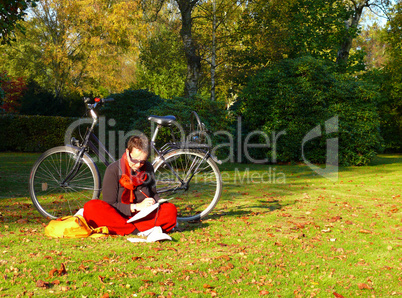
{"left": 0, "top": 0, "right": 146, "bottom": 100}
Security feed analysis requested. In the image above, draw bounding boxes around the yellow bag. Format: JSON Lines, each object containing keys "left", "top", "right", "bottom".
{"left": 45, "top": 215, "right": 109, "bottom": 238}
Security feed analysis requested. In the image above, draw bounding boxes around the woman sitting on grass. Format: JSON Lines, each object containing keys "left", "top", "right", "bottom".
{"left": 83, "top": 135, "right": 177, "bottom": 238}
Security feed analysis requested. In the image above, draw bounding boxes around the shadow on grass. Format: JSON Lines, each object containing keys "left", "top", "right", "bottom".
{"left": 210, "top": 199, "right": 292, "bottom": 218}
{"left": 368, "top": 154, "right": 402, "bottom": 166}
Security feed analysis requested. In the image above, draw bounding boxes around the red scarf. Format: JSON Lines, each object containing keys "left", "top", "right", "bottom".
{"left": 119, "top": 153, "right": 148, "bottom": 204}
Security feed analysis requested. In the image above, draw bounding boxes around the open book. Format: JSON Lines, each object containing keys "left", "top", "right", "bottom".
{"left": 127, "top": 198, "right": 173, "bottom": 223}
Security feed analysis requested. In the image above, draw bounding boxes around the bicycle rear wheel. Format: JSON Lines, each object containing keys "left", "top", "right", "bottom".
{"left": 153, "top": 149, "right": 222, "bottom": 222}
{"left": 29, "top": 146, "right": 101, "bottom": 219}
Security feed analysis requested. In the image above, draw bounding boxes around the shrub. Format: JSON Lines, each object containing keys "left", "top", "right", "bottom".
{"left": 101, "top": 90, "right": 230, "bottom": 152}
{"left": 147, "top": 95, "right": 230, "bottom": 152}
{"left": 0, "top": 114, "right": 76, "bottom": 152}
{"left": 101, "top": 89, "right": 163, "bottom": 134}
{"left": 0, "top": 73, "right": 6, "bottom": 102}
{"left": 363, "top": 69, "right": 402, "bottom": 153}
{"left": 149, "top": 94, "right": 228, "bottom": 132}
{"left": 236, "top": 56, "right": 383, "bottom": 166}
{"left": 0, "top": 71, "right": 27, "bottom": 113}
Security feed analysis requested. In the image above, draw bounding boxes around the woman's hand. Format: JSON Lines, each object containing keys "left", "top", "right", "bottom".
{"left": 133, "top": 198, "right": 155, "bottom": 212}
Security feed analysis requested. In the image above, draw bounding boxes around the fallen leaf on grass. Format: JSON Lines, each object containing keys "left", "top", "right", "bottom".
{"left": 36, "top": 280, "right": 50, "bottom": 289}
{"left": 48, "top": 263, "right": 66, "bottom": 278}
{"left": 296, "top": 223, "right": 306, "bottom": 229}
{"left": 58, "top": 263, "right": 66, "bottom": 275}
{"left": 203, "top": 284, "right": 214, "bottom": 289}
{"left": 259, "top": 290, "right": 270, "bottom": 295}
{"left": 329, "top": 216, "right": 342, "bottom": 222}
{"left": 359, "top": 229, "right": 372, "bottom": 234}
{"left": 280, "top": 213, "right": 292, "bottom": 217}
{"left": 163, "top": 279, "right": 175, "bottom": 286}
{"left": 333, "top": 292, "right": 345, "bottom": 298}
{"left": 188, "top": 289, "right": 203, "bottom": 294}
{"left": 358, "top": 283, "right": 373, "bottom": 290}
{"left": 219, "top": 263, "right": 235, "bottom": 272}
{"left": 49, "top": 268, "right": 58, "bottom": 277}
{"left": 216, "top": 255, "right": 231, "bottom": 261}
{"left": 78, "top": 264, "right": 88, "bottom": 271}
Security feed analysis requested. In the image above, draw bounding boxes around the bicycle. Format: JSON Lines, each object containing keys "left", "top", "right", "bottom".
{"left": 29, "top": 97, "right": 223, "bottom": 222}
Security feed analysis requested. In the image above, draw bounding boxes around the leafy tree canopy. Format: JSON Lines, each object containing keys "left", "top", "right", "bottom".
{"left": 0, "top": 0, "right": 145, "bottom": 100}
{"left": 0, "top": 0, "right": 35, "bottom": 44}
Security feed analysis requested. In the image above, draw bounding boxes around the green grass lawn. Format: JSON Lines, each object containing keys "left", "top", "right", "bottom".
{"left": 0, "top": 152, "right": 401, "bottom": 297}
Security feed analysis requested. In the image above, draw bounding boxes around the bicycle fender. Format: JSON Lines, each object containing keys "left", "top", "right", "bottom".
{"left": 210, "top": 154, "right": 222, "bottom": 165}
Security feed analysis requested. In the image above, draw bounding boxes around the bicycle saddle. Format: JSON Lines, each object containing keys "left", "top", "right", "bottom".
{"left": 148, "top": 115, "right": 176, "bottom": 126}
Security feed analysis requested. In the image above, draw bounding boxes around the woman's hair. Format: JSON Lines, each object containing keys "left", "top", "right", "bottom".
{"left": 126, "top": 135, "right": 150, "bottom": 155}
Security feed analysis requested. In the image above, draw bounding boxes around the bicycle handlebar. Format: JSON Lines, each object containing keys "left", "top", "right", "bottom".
{"left": 83, "top": 97, "right": 114, "bottom": 110}
{"left": 95, "top": 97, "right": 115, "bottom": 103}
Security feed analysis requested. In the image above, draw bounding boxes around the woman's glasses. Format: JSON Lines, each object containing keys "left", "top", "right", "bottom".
{"left": 127, "top": 152, "right": 146, "bottom": 165}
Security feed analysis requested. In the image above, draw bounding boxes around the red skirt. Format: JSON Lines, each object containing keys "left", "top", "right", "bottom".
{"left": 83, "top": 200, "right": 177, "bottom": 236}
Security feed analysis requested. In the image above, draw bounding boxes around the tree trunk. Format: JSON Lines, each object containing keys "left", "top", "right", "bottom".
{"left": 176, "top": 0, "right": 201, "bottom": 97}
{"left": 336, "top": 1, "right": 367, "bottom": 66}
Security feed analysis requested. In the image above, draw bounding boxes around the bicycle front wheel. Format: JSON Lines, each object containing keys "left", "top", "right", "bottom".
{"left": 29, "top": 146, "right": 101, "bottom": 219}
{"left": 153, "top": 149, "right": 222, "bottom": 222}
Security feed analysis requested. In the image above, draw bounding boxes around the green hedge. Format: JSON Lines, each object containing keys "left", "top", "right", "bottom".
{"left": 0, "top": 114, "right": 77, "bottom": 152}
